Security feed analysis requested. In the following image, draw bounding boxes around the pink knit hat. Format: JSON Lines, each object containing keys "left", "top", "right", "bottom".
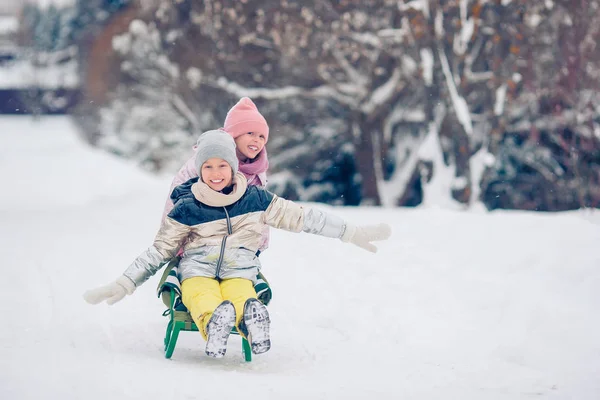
{"left": 223, "top": 97, "right": 269, "bottom": 142}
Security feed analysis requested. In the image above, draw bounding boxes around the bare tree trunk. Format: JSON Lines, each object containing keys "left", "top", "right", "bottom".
{"left": 354, "top": 113, "right": 382, "bottom": 206}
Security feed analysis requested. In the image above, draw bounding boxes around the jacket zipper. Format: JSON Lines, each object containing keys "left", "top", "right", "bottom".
{"left": 215, "top": 207, "right": 233, "bottom": 278}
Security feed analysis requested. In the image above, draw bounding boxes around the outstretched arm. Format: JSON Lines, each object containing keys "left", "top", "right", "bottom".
{"left": 263, "top": 196, "right": 391, "bottom": 253}
{"left": 83, "top": 217, "right": 191, "bottom": 305}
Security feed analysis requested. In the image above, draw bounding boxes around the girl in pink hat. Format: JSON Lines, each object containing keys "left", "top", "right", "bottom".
{"left": 222, "top": 97, "right": 270, "bottom": 188}
{"left": 161, "top": 97, "right": 271, "bottom": 252}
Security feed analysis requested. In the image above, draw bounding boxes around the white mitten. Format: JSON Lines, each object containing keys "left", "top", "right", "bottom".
{"left": 83, "top": 275, "right": 136, "bottom": 305}
{"left": 341, "top": 223, "right": 392, "bottom": 253}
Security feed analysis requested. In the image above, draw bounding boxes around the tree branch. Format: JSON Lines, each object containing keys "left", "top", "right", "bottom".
{"left": 203, "top": 75, "right": 359, "bottom": 108}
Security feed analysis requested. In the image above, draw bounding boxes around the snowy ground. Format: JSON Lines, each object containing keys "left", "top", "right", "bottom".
{"left": 0, "top": 116, "right": 599, "bottom": 400}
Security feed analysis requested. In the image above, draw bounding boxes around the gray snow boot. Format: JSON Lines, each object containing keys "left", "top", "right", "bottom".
{"left": 239, "top": 298, "right": 271, "bottom": 355}
{"left": 205, "top": 300, "right": 236, "bottom": 358}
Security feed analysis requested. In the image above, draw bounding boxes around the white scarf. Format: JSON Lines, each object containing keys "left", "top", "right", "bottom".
{"left": 190, "top": 172, "right": 248, "bottom": 207}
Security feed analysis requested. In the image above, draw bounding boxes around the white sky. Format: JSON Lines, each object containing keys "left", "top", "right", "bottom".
{"left": 0, "top": 116, "right": 599, "bottom": 399}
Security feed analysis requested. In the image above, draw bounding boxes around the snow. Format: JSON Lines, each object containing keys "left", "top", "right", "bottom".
{"left": 0, "top": 16, "right": 18, "bottom": 34}
{"left": 362, "top": 67, "right": 402, "bottom": 114}
{"left": 129, "top": 19, "right": 149, "bottom": 36}
{"left": 213, "top": 76, "right": 357, "bottom": 108}
{"left": 454, "top": 0, "right": 474, "bottom": 56}
{"left": 186, "top": 67, "right": 202, "bottom": 89}
{"left": 1, "top": 116, "right": 600, "bottom": 399}
{"left": 435, "top": 9, "right": 444, "bottom": 37}
{"left": 420, "top": 48, "right": 433, "bottom": 86}
{"left": 112, "top": 33, "right": 132, "bottom": 54}
{"left": 438, "top": 46, "right": 474, "bottom": 136}
{"left": 469, "top": 146, "right": 495, "bottom": 207}
{"left": 512, "top": 72, "right": 522, "bottom": 83}
{"left": 0, "top": 59, "right": 79, "bottom": 89}
{"left": 418, "top": 122, "right": 465, "bottom": 209}
{"left": 527, "top": 13, "right": 542, "bottom": 28}
{"left": 400, "top": 0, "right": 430, "bottom": 18}
{"left": 495, "top": 84, "right": 508, "bottom": 116}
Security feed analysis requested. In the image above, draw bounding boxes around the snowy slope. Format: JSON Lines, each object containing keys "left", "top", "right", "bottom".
{"left": 0, "top": 116, "right": 599, "bottom": 400}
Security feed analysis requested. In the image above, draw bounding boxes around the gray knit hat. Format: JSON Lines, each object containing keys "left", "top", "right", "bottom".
{"left": 194, "top": 129, "right": 239, "bottom": 175}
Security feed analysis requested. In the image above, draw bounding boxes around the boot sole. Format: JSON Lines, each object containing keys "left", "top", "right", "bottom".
{"left": 205, "top": 301, "right": 236, "bottom": 358}
{"left": 244, "top": 300, "right": 271, "bottom": 355}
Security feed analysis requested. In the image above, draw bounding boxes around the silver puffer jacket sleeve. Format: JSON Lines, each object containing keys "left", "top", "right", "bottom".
{"left": 263, "top": 196, "right": 305, "bottom": 232}
{"left": 123, "top": 217, "right": 190, "bottom": 287}
{"left": 263, "top": 196, "right": 346, "bottom": 239}
{"left": 122, "top": 245, "right": 168, "bottom": 287}
{"left": 302, "top": 206, "right": 347, "bottom": 238}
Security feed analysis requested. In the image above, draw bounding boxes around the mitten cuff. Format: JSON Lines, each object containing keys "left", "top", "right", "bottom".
{"left": 116, "top": 275, "right": 136, "bottom": 295}
{"left": 340, "top": 224, "right": 356, "bottom": 242}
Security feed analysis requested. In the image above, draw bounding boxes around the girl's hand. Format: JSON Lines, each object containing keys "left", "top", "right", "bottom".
{"left": 341, "top": 223, "right": 392, "bottom": 253}
{"left": 83, "top": 276, "right": 136, "bottom": 305}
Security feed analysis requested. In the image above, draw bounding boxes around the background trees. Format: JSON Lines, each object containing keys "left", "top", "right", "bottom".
{"left": 17, "top": 0, "right": 600, "bottom": 210}
{"left": 15, "top": 3, "right": 78, "bottom": 115}
{"left": 480, "top": 0, "right": 600, "bottom": 210}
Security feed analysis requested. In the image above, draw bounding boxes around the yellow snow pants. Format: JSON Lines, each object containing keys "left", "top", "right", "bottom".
{"left": 181, "top": 277, "right": 256, "bottom": 340}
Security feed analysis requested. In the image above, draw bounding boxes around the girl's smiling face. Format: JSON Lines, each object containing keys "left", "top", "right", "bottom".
{"left": 235, "top": 131, "right": 266, "bottom": 161}
{"left": 201, "top": 158, "right": 233, "bottom": 191}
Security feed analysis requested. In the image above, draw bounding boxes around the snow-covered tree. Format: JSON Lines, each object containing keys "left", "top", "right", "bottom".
{"left": 98, "top": 19, "right": 195, "bottom": 172}
{"left": 481, "top": 0, "right": 600, "bottom": 210}
{"left": 149, "top": 0, "right": 533, "bottom": 207}
{"left": 148, "top": 0, "right": 427, "bottom": 205}
{"left": 395, "top": 0, "right": 529, "bottom": 208}
{"left": 72, "top": 0, "right": 600, "bottom": 210}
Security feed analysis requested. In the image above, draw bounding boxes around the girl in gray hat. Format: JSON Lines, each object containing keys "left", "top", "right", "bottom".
{"left": 84, "top": 129, "right": 391, "bottom": 358}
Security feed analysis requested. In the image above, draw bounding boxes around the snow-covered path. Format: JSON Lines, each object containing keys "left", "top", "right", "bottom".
{"left": 1, "top": 116, "right": 599, "bottom": 400}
